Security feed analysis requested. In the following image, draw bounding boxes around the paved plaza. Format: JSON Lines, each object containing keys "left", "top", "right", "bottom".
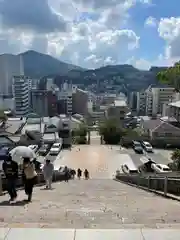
{"left": 1, "top": 228, "right": 180, "bottom": 240}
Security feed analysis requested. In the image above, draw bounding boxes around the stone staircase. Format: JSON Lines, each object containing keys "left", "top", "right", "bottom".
{"left": 1, "top": 179, "right": 180, "bottom": 228}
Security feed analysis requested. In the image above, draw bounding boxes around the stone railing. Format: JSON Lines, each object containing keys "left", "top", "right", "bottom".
{"left": 116, "top": 174, "right": 180, "bottom": 197}
{"left": 0, "top": 171, "right": 66, "bottom": 195}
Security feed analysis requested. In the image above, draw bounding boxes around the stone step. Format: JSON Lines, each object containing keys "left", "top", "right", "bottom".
{"left": 1, "top": 227, "right": 180, "bottom": 240}
{"left": 1, "top": 179, "right": 180, "bottom": 228}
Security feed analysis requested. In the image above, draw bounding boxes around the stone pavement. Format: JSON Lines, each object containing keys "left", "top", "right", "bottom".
{"left": 1, "top": 179, "right": 180, "bottom": 228}
{"left": 1, "top": 228, "right": 180, "bottom": 239}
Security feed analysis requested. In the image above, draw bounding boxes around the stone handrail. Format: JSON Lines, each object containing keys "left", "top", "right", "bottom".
{"left": 116, "top": 174, "right": 180, "bottom": 197}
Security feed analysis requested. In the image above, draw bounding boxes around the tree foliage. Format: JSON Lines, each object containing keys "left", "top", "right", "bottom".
{"left": 170, "top": 149, "right": 180, "bottom": 171}
{"left": 72, "top": 124, "right": 88, "bottom": 137}
{"left": 157, "top": 62, "right": 180, "bottom": 92}
{"left": 99, "top": 118, "right": 126, "bottom": 145}
{"left": 72, "top": 124, "right": 88, "bottom": 144}
{"left": 0, "top": 110, "right": 7, "bottom": 122}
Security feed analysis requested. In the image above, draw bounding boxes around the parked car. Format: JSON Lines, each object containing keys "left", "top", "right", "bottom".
{"left": 132, "top": 141, "right": 143, "bottom": 154}
{"left": 52, "top": 142, "right": 62, "bottom": 148}
{"left": 38, "top": 144, "right": 49, "bottom": 156}
{"left": 28, "top": 145, "right": 38, "bottom": 152}
{"left": 141, "top": 141, "right": 153, "bottom": 152}
{"left": 151, "top": 163, "right": 172, "bottom": 173}
{"left": 121, "top": 163, "right": 139, "bottom": 174}
{"left": 49, "top": 147, "right": 60, "bottom": 156}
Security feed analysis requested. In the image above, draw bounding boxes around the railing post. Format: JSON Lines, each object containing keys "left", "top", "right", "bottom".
{"left": 148, "top": 176, "right": 151, "bottom": 189}
{"left": 164, "top": 176, "right": 168, "bottom": 196}
{"left": 0, "top": 174, "right": 2, "bottom": 196}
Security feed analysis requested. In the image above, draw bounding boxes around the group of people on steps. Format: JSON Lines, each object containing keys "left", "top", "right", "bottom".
{"left": 2, "top": 155, "right": 90, "bottom": 204}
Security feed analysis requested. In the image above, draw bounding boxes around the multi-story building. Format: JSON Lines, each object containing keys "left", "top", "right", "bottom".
{"left": 58, "top": 83, "right": 73, "bottom": 116}
{"left": 136, "top": 92, "right": 146, "bottom": 115}
{"left": 128, "top": 92, "right": 137, "bottom": 112}
{"left": 30, "top": 90, "right": 49, "bottom": 116}
{"left": 0, "top": 54, "right": 24, "bottom": 95}
{"left": 106, "top": 100, "right": 129, "bottom": 121}
{"left": 12, "top": 76, "right": 29, "bottom": 116}
{"left": 30, "top": 89, "right": 58, "bottom": 117}
{"left": 72, "top": 88, "right": 88, "bottom": 116}
{"left": 168, "top": 101, "right": 180, "bottom": 122}
{"left": 145, "top": 87, "right": 174, "bottom": 116}
{"left": 136, "top": 86, "right": 175, "bottom": 116}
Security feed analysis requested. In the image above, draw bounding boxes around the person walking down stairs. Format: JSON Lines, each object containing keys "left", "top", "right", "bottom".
{"left": 84, "top": 169, "right": 89, "bottom": 180}
{"left": 77, "top": 168, "right": 82, "bottom": 179}
{"left": 22, "top": 158, "right": 37, "bottom": 202}
{"left": 2, "top": 154, "right": 18, "bottom": 203}
{"left": 43, "top": 160, "right": 54, "bottom": 189}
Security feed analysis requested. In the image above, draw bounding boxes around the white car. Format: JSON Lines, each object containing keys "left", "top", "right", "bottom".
{"left": 49, "top": 147, "right": 60, "bottom": 156}
{"left": 28, "top": 145, "right": 38, "bottom": 152}
{"left": 52, "top": 142, "right": 62, "bottom": 148}
{"left": 151, "top": 163, "right": 171, "bottom": 173}
{"left": 141, "top": 141, "right": 153, "bottom": 152}
{"left": 121, "top": 164, "right": 139, "bottom": 174}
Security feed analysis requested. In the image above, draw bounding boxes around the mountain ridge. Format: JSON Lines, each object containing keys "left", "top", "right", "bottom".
{"left": 4, "top": 50, "right": 168, "bottom": 92}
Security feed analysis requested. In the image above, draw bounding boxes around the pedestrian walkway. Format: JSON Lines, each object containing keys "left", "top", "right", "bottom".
{"left": 1, "top": 179, "right": 180, "bottom": 228}
{"left": 1, "top": 228, "right": 180, "bottom": 239}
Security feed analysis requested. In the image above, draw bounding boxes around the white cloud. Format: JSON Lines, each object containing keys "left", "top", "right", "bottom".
{"left": 158, "top": 17, "right": 180, "bottom": 60}
{"left": 0, "top": 0, "right": 155, "bottom": 68}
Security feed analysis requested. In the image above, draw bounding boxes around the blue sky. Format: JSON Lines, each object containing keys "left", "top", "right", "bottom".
{"left": 127, "top": 0, "right": 180, "bottom": 66}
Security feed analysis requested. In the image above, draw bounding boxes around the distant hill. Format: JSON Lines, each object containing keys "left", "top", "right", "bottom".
{"left": 19, "top": 50, "right": 84, "bottom": 78}
{"left": 54, "top": 64, "right": 168, "bottom": 92}
{"left": 16, "top": 50, "right": 169, "bottom": 92}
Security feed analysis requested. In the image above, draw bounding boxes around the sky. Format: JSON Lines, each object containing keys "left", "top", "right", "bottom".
{"left": 0, "top": 0, "right": 180, "bottom": 70}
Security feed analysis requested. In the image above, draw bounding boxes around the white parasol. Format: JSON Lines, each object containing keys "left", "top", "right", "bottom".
{"left": 10, "top": 146, "right": 36, "bottom": 164}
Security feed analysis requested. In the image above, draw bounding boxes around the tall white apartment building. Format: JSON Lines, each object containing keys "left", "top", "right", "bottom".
{"left": 145, "top": 87, "right": 174, "bottom": 116}
{"left": 136, "top": 91, "right": 146, "bottom": 115}
{"left": 12, "top": 76, "right": 29, "bottom": 116}
{"left": 0, "top": 54, "right": 24, "bottom": 95}
{"left": 58, "top": 83, "right": 73, "bottom": 115}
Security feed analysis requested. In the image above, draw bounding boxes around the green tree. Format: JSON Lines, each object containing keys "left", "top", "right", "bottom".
{"left": 157, "top": 63, "right": 180, "bottom": 92}
{"left": 170, "top": 149, "right": 180, "bottom": 171}
{"left": 72, "top": 124, "right": 88, "bottom": 144}
{"left": 99, "top": 118, "right": 126, "bottom": 145}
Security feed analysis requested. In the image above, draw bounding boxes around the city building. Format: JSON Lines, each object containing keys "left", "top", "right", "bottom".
{"left": 30, "top": 89, "right": 58, "bottom": 117}
{"left": 0, "top": 54, "right": 24, "bottom": 95}
{"left": 128, "top": 92, "right": 137, "bottom": 112}
{"left": 12, "top": 76, "right": 29, "bottom": 116}
{"left": 145, "top": 87, "right": 174, "bottom": 116}
{"left": 72, "top": 88, "right": 88, "bottom": 116}
{"left": 168, "top": 101, "right": 180, "bottom": 122}
{"left": 58, "top": 83, "right": 73, "bottom": 115}
{"left": 136, "top": 92, "right": 146, "bottom": 115}
{"left": 140, "top": 118, "right": 180, "bottom": 147}
{"left": 106, "top": 99, "right": 129, "bottom": 121}
{"left": 136, "top": 86, "right": 175, "bottom": 116}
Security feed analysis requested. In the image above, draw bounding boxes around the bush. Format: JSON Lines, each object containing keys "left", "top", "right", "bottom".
{"left": 74, "top": 136, "right": 87, "bottom": 144}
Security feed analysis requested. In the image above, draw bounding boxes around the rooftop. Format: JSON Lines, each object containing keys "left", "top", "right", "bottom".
{"left": 142, "top": 119, "right": 180, "bottom": 133}
{"left": 169, "top": 101, "right": 180, "bottom": 108}
{"left": 114, "top": 100, "right": 127, "bottom": 107}
{"left": 0, "top": 118, "right": 25, "bottom": 135}
{"left": 21, "top": 123, "right": 44, "bottom": 134}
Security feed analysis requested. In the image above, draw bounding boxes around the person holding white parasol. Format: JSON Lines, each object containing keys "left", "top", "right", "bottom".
{"left": 9, "top": 146, "right": 37, "bottom": 202}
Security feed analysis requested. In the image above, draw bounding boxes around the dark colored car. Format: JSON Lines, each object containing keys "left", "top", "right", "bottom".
{"left": 132, "top": 141, "right": 143, "bottom": 154}
{"left": 38, "top": 144, "right": 49, "bottom": 156}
